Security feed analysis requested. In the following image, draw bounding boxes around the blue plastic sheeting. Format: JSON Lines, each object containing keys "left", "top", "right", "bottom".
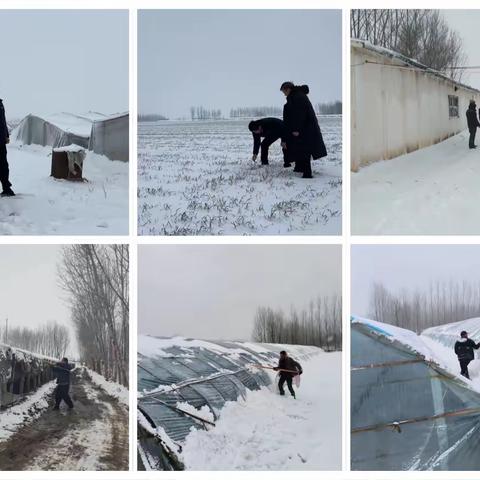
{"left": 351, "top": 322, "right": 480, "bottom": 471}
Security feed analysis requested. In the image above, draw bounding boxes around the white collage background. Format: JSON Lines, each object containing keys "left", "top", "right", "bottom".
{"left": 0, "top": 0, "right": 479, "bottom": 479}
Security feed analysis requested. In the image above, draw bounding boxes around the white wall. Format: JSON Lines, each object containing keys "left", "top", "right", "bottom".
{"left": 351, "top": 43, "right": 480, "bottom": 171}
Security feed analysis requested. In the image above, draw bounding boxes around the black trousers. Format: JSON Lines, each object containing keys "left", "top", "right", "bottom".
{"left": 0, "top": 143, "right": 11, "bottom": 191}
{"left": 469, "top": 130, "right": 476, "bottom": 148}
{"left": 459, "top": 359, "right": 471, "bottom": 379}
{"left": 278, "top": 373, "right": 295, "bottom": 396}
{"left": 55, "top": 384, "right": 74, "bottom": 408}
{"left": 260, "top": 135, "right": 289, "bottom": 165}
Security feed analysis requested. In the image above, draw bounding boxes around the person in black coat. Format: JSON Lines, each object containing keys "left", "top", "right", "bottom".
{"left": 0, "top": 99, "right": 14, "bottom": 196}
{"left": 280, "top": 81, "right": 327, "bottom": 178}
{"left": 52, "top": 357, "right": 75, "bottom": 409}
{"left": 466, "top": 100, "right": 480, "bottom": 149}
{"left": 248, "top": 118, "right": 290, "bottom": 167}
{"left": 454, "top": 331, "right": 480, "bottom": 379}
{"left": 273, "top": 350, "right": 302, "bottom": 398}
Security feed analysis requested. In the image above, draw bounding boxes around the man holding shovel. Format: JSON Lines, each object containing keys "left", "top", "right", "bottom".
{"left": 273, "top": 350, "right": 302, "bottom": 398}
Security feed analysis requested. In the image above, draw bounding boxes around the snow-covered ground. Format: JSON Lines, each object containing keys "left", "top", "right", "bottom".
{"left": 0, "top": 367, "right": 129, "bottom": 471}
{"left": 352, "top": 130, "right": 480, "bottom": 235}
{"left": 181, "top": 352, "right": 342, "bottom": 470}
{"left": 0, "top": 143, "right": 128, "bottom": 235}
{"left": 138, "top": 117, "right": 342, "bottom": 235}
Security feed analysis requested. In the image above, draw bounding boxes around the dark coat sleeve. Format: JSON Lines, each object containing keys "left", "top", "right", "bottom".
{"left": 252, "top": 133, "right": 261, "bottom": 155}
{"left": 0, "top": 102, "right": 8, "bottom": 142}
{"left": 293, "top": 360, "right": 303, "bottom": 373}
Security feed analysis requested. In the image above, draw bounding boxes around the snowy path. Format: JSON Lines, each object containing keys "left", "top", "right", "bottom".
{"left": 0, "top": 368, "right": 129, "bottom": 470}
{"left": 352, "top": 130, "right": 480, "bottom": 234}
{"left": 0, "top": 143, "right": 128, "bottom": 235}
{"left": 181, "top": 352, "right": 342, "bottom": 470}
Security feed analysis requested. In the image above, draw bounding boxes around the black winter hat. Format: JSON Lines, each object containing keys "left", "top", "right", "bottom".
{"left": 461, "top": 331, "right": 468, "bottom": 338}
{"left": 248, "top": 120, "right": 259, "bottom": 132}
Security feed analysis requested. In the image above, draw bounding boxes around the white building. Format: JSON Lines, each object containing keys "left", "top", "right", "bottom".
{"left": 351, "top": 39, "right": 480, "bottom": 171}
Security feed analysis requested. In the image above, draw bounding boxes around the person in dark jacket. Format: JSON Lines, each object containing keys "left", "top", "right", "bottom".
{"left": 0, "top": 99, "right": 14, "bottom": 196}
{"left": 466, "top": 100, "right": 480, "bottom": 149}
{"left": 454, "top": 331, "right": 479, "bottom": 379}
{"left": 248, "top": 118, "right": 290, "bottom": 167}
{"left": 280, "top": 81, "right": 327, "bottom": 178}
{"left": 273, "top": 350, "right": 302, "bottom": 398}
{"left": 52, "top": 357, "right": 75, "bottom": 409}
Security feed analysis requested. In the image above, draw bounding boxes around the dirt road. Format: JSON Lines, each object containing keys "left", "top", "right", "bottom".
{"left": 0, "top": 368, "right": 129, "bottom": 470}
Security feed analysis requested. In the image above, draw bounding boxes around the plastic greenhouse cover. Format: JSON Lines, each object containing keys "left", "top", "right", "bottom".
{"left": 351, "top": 319, "right": 480, "bottom": 471}
{"left": 137, "top": 335, "right": 320, "bottom": 469}
{"left": 89, "top": 113, "right": 128, "bottom": 162}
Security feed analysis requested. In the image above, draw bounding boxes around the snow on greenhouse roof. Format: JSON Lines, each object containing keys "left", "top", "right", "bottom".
{"left": 423, "top": 317, "right": 480, "bottom": 345}
{"left": 0, "top": 342, "right": 57, "bottom": 363}
{"left": 351, "top": 38, "right": 480, "bottom": 95}
{"left": 351, "top": 315, "right": 436, "bottom": 361}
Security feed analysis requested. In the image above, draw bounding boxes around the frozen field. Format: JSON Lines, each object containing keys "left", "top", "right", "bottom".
{"left": 138, "top": 117, "right": 342, "bottom": 235}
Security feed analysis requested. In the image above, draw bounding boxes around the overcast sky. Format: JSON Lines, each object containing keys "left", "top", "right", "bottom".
{"left": 138, "top": 10, "right": 342, "bottom": 118}
{"left": 352, "top": 245, "right": 480, "bottom": 317}
{"left": 0, "top": 10, "right": 128, "bottom": 119}
{"left": 0, "top": 245, "right": 76, "bottom": 355}
{"left": 443, "top": 10, "right": 480, "bottom": 90}
{"left": 139, "top": 245, "right": 341, "bottom": 341}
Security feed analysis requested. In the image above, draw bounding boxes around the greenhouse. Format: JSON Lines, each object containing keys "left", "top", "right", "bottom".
{"left": 351, "top": 316, "right": 480, "bottom": 471}
{"left": 0, "top": 344, "right": 54, "bottom": 408}
{"left": 137, "top": 335, "right": 319, "bottom": 470}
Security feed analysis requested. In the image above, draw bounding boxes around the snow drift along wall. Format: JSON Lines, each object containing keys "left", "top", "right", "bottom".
{"left": 0, "top": 344, "right": 55, "bottom": 408}
{"left": 137, "top": 335, "right": 320, "bottom": 471}
{"left": 351, "top": 316, "right": 480, "bottom": 471}
{"left": 351, "top": 39, "right": 480, "bottom": 171}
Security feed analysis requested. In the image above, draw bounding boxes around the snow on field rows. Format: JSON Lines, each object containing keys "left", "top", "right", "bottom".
{"left": 181, "top": 352, "right": 342, "bottom": 470}
{"left": 0, "top": 143, "right": 128, "bottom": 235}
{"left": 138, "top": 118, "right": 342, "bottom": 235}
{"left": 352, "top": 130, "right": 480, "bottom": 235}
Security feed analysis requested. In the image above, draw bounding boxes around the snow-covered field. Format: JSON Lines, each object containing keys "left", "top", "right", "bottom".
{"left": 138, "top": 117, "right": 342, "bottom": 235}
{"left": 181, "top": 352, "right": 342, "bottom": 470}
{"left": 352, "top": 130, "right": 480, "bottom": 235}
{"left": 0, "top": 143, "right": 128, "bottom": 235}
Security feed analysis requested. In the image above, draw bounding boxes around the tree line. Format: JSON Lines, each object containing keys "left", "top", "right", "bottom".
{"left": 0, "top": 321, "right": 70, "bottom": 359}
{"left": 251, "top": 295, "right": 342, "bottom": 351}
{"left": 368, "top": 280, "right": 480, "bottom": 333}
{"left": 230, "top": 106, "right": 283, "bottom": 118}
{"left": 190, "top": 106, "right": 222, "bottom": 121}
{"left": 316, "top": 101, "right": 342, "bottom": 115}
{"left": 138, "top": 114, "right": 168, "bottom": 122}
{"left": 59, "top": 245, "right": 129, "bottom": 386}
{"left": 351, "top": 9, "right": 467, "bottom": 81}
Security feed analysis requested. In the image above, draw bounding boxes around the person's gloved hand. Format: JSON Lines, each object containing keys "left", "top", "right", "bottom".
{"left": 299, "top": 371, "right": 303, "bottom": 375}
{"left": 273, "top": 367, "right": 279, "bottom": 371}
{"left": 252, "top": 154, "right": 257, "bottom": 162}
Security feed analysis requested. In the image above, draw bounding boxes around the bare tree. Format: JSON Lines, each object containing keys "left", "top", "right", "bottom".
{"left": 351, "top": 9, "right": 467, "bottom": 81}
{"left": 251, "top": 295, "right": 342, "bottom": 351}
{"left": 59, "top": 245, "right": 129, "bottom": 386}
{"left": 368, "top": 280, "right": 480, "bottom": 332}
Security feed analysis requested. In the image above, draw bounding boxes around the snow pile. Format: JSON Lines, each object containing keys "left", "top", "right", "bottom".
{"left": 0, "top": 381, "right": 55, "bottom": 442}
{"left": 181, "top": 353, "right": 341, "bottom": 470}
{"left": 0, "top": 143, "right": 128, "bottom": 235}
{"left": 352, "top": 130, "right": 480, "bottom": 234}
{"left": 138, "top": 118, "right": 341, "bottom": 235}
{"left": 85, "top": 367, "right": 128, "bottom": 407}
